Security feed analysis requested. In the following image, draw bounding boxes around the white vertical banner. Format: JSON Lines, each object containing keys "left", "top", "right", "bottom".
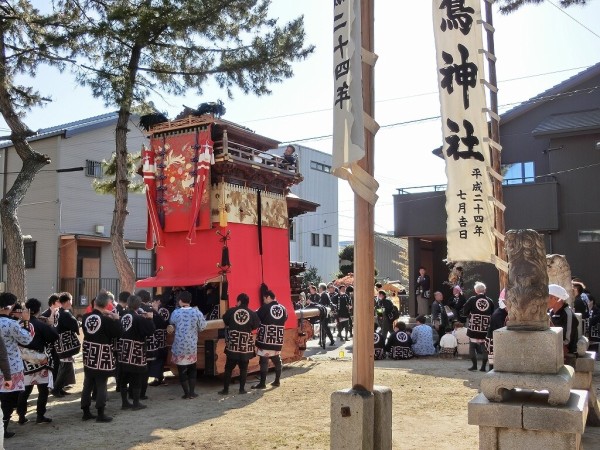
{"left": 332, "top": 0, "right": 379, "bottom": 205}
{"left": 433, "top": 0, "right": 496, "bottom": 263}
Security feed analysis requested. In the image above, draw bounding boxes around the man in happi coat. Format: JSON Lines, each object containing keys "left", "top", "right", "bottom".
{"left": 119, "top": 295, "right": 155, "bottom": 410}
{"left": 52, "top": 292, "right": 80, "bottom": 398}
{"left": 252, "top": 290, "right": 288, "bottom": 389}
{"left": 0, "top": 292, "right": 33, "bottom": 439}
{"left": 146, "top": 296, "right": 170, "bottom": 387}
{"left": 81, "top": 292, "right": 121, "bottom": 422}
{"left": 462, "top": 282, "right": 494, "bottom": 372}
{"left": 169, "top": 291, "right": 207, "bottom": 399}
{"left": 218, "top": 293, "right": 260, "bottom": 395}
{"left": 15, "top": 298, "right": 59, "bottom": 425}
{"left": 385, "top": 322, "right": 413, "bottom": 360}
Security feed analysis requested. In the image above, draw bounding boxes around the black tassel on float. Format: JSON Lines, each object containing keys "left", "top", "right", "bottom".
{"left": 221, "top": 245, "right": 230, "bottom": 268}
{"left": 221, "top": 280, "right": 229, "bottom": 301}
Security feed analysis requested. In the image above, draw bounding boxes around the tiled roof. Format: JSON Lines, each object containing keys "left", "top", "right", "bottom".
{"left": 501, "top": 62, "right": 600, "bottom": 124}
{"left": 532, "top": 109, "right": 600, "bottom": 136}
{"left": 0, "top": 111, "right": 121, "bottom": 148}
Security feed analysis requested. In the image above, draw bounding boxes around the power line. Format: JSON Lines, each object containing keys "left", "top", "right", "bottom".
{"left": 547, "top": 0, "right": 600, "bottom": 40}
{"left": 238, "top": 65, "right": 593, "bottom": 125}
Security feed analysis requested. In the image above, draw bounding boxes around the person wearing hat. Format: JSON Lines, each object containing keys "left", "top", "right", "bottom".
{"left": 548, "top": 284, "right": 579, "bottom": 358}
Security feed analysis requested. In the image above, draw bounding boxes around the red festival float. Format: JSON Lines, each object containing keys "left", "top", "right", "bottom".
{"left": 136, "top": 109, "right": 318, "bottom": 375}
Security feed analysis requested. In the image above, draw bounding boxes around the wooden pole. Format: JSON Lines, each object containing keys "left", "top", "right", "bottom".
{"left": 483, "top": 0, "right": 507, "bottom": 289}
{"left": 352, "top": 0, "right": 375, "bottom": 393}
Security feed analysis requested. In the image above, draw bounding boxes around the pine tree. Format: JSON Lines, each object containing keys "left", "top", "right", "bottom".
{"left": 0, "top": 2, "right": 75, "bottom": 299}
{"left": 497, "top": 0, "right": 586, "bottom": 14}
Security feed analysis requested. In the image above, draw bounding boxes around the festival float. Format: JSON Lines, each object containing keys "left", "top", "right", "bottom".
{"left": 136, "top": 105, "right": 319, "bottom": 375}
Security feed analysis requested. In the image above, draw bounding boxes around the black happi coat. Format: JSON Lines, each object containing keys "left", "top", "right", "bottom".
{"left": 145, "top": 310, "right": 169, "bottom": 362}
{"left": 462, "top": 294, "right": 494, "bottom": 340}
{"left": 337, "top": 294, "right": 351, "bottom": 320}
{"left": 54, "top": 307, "right": 81, "bottom": 359}
{"left": 550, "top": 304, "right": 579, "bottom": 354}
{"left": 222, "top": 305, "right": 261, "bottom": 362}
{"left": 485, "top": 307, "right": 508, "bottom": 357}
{"left": 119, "top": 310, "right": 155, "bottom": 373}
{"left": 82, "top": 309, "right": 122, "bottom": 375}
{"left": 590, "top": 306, "right": 600, "bottom": 343}
{"left": 374, "top": 332, "right": 386, "bottom": 360}
{"left": 22, "top": 316, "right": 59, "bottom": 375}
{"left": 255, "top": 301, "right": 288, "bottom": 352}
{"left": 385, "top": 330, "right": 413, "bottom": 360}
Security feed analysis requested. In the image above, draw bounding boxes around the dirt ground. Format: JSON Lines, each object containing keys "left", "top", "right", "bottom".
{"left": 6, "top": 340, "right": 600, "bottom": 450}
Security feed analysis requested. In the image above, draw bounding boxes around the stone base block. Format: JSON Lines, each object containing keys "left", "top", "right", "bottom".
{"left": 493, "top": 327, "right": 563, "bottom": 374}
{"left": 574, "top": 351, "right": 596, "bottom": 373}
{"left": 480, "top": 365, "right": 574, "bottom": 406}
{"left": 331, "top": 389, "right": 374, "bottom": 450}
{"left": 572, "top": 371, "right": 591, "bottom": 390}
{"left": 373, "top": 386, "right": 392, "bottom": 450}
{"left": 470, "top": 391, "right": 588, "bottom": 450}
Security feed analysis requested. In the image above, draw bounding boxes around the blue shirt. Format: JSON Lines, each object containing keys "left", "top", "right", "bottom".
{"left": 411, "top": 324, "right": 436, "bottom": 356}
{"left": 169, "top": 307, "right": 207, "bottom": 364}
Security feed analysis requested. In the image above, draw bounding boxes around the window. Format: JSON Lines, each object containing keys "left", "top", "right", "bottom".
{"left": 311, "top": 233, "right": 320, "bottom": 247}
{"left": 502, "top": 162, "right": 534, "bottom": 185}
{"left": 289, "top": 220, "right": 295, "bottom": 241}
{"left": 323, "top": 234, "right": 332, "bottom": 247}
{"left": 310, "top": 160, "right": 332, "bottom": 173}
{"left": 3, "top": 242, "right": 37, "bottom": 268}
{"left": 24, "top": 241, "right": 36, "bottom": 268}
{"left": 85, "top": 159, "right": 103, "bottom": 178}
{"left": 578, "top": 230, "right": 600, "bottom": 243}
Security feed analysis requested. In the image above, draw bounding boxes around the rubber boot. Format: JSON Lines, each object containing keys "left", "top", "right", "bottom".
{"left": 120, "top": 389, "right": 133, "bottom": 409}
{"left": 3, "top": 419, "right": 14, "bottom": 438}
{"left": 480, "top": 359, "right": 488, "bottom": 372}
{"left": 180, "top": 382, "right": 190, "bottom": 399}
{"left": 468, "top": 358, "right": 477, "bottom": 371}
{"left": 131, "top": 388, "right": 147, "bottom": 410}
{"left": 81, "top": 407, "right": 97, "bottom": 421}
{"left": 96, "top": 408, "right": 113, "bottom": 423}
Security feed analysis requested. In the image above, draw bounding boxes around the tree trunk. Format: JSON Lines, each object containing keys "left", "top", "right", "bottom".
{"left": 110, "top": 44, "right": 143, "bottom": 294}
{"left": 0, "top": 24, "right": 50, "bottom": 299}
{"left": 111, "top": 108, "right": 136, "bottom": 293}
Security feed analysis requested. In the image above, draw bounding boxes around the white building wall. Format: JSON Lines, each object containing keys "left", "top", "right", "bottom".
{"left": 274, "top": 145, "right": 339, "bottom": 282}
{"left": 57, "top": 120, "right": 147, "bottom": 242}
{"left": 0, "top": 116, "right": 149, "bottom": 300}
{"left": 0, "top": 136, "right": 62, "bottom": 299}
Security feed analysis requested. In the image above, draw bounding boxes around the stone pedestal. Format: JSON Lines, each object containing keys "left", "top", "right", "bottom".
{"left": 481, "top": 365, "right": 574, "bottom": 406}
{"left": 330, "top": 389, "right": 374, "bottom": 450}
{"left": 493, "top": 327, "right": 563, "bottom": 374}
{"left": 330, "top": 386, "right": 392, "bottom": 450}
{"left": 373, "top": 386, "right": 392, "bottom": 450}
{"left": 469, "top": 390, "right": 589, "bottom": 450}
{"left": 569, "top": 351, "right": 600, "bottom": 426}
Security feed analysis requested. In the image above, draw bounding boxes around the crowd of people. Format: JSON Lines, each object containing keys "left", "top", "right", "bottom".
{"left": 0, "top": 285, "right": 290, "bottom": 445}
{"left": 370, "top": 266, "right": 600, "bottom": 374}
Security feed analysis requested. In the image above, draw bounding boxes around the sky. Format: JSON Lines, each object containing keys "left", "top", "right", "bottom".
{"left": 5, "top": 0, "right": 600, "bottom": 241}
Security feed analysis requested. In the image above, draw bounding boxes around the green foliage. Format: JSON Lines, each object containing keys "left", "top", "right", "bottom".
{"left": 0, "top": 1, "right": 78, "bottom": 117}
{"left": 497, "top": 0, "right": 586, "bottom": 14}
{"left": 92, "top": 151, "right": 143, "bottom": 195}
{"left": 59, "top": 0, "right": 315, "bottom": 109}
{"left": 300, "top": 265, "right": 321, "bottom": 291}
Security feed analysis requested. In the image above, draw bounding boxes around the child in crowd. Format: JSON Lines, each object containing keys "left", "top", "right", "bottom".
{"left": 439, "top": 326, "right": 458, "bottom": 358}
{"left": 453, "top": 322, "right": 470, "bottom": 357}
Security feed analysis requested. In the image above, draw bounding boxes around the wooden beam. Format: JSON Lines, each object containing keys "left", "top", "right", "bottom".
{"left": 352, "top": 0, "right": 375, "bottom": 393}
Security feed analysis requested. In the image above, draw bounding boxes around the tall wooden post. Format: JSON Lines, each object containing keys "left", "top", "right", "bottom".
{"left": 484, "top": 0, "right": 507, "bottom": 289}
{"left": 352, "top": 0, "right": 375, "bottom": 393}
